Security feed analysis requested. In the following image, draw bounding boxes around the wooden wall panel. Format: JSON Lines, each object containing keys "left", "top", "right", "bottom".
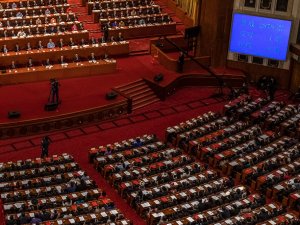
{"left": 290, "top": 59, "right": 300, "bottom": 93}
{"left": 198, "top": 0, "right": 234, "bottom": 66}
{"left": 227, "top": 60, "right": 291, "bottom": 89}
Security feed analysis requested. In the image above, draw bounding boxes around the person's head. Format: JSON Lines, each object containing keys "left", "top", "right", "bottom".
{"left": 75, "top": 53, "right": 78, "bottom": 58}
{"left": 91, "top": 52, "right": 94, "bottom": 57}
{"left": 12, "top": 60, "right": 15, "bottom": 65}
{"left": 49, "top": 38, "right": 52, "bottom": 43}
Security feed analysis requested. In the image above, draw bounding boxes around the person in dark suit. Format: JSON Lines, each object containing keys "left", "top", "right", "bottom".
{"left": 89, "top": 52, "right": 96, "bottom": 62}
{"left": 73, "top": 54, "right": 80, "bottom": 63}
{"left": 44, "top": 58, "right": 52, "bottom": 67}
{"left": 103, "top": 24, "right": 109, "bottom": 42}
{"left": 41, "top": 136, "right": 51, "bottom": 158}
{"left": 11, "top": 61, "right": 17, "bottom": 69}
{"left": 177, "top": 51, "right": 184, "bottom": 73}
{"left": 69, "top": 37, "right": 75, "bottom": 46}
{"left": 15, "top": 43, "right": 20, "bottom": 52}
{"left": 27, "top": 58, "right": 34, "bottom": 68}
{"left": 58, "top": 38, "right": 64, "bottom": 48}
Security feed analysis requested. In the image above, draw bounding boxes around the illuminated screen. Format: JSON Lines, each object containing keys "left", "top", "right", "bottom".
{"left": 229, "top": 13, "right": 292, "bottom": 61}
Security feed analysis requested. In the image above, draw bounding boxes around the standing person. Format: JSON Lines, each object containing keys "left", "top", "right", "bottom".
{"left": 103, "top": 24, "right": 109, "bottom": 42}
{"left": 177, "top": 51, "right": 185, "bottom": 73}
{"left": 41, "top": 136, "right": 51, "bottom": 158}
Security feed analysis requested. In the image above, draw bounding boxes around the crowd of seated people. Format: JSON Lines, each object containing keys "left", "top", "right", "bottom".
{"left": 86, "top": 112, "right": 300, "bottom": 225}
{"left": 0, "top": 153, "right": 132, "bottom": 225}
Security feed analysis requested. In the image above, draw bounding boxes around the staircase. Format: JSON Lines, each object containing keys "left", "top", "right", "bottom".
{"left": 115, "top": 79, "right": 160, "bottom": 111}
{"left": 69, "top": 2, "right": 102, "bottom": 39}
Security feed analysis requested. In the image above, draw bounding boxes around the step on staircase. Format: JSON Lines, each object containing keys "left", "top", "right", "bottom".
{"left": 114, "top": 79, "right": 160, "bottom": 110}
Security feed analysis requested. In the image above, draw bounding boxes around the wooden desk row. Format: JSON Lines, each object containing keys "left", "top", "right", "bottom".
{"left": 107, "top": 22, "right": 177, "bottom": 40}
{"left": 257, "top": 213, "right": 299, "bottom": 225}
{"left": 0, "top": 41, "right": 129, "bottom": 66}
{"left": 88, "top": 134, "right": 157, "bottom": 162}
{"left": 0, "top": 162, "right": 79, "bottom": 182}
{"left": 167, "top": 194, "right": 266, "bottom": 225}
{"left": 101, "top": 147, "right": 180, "bottom": 179}
{"left": 216, "top": 131, "right": 278, "bottom": 174}
{"left": 223, "top": 94, "right": 251, "bottom": 114}
{"left": 138, "top": 177, "right": 230, "bottom": 217}
{"left": 149, "top": 185, "right": 247, "bottom": 225}
{"left": 226, "top": 136, "right": 290, "bottom": 176}
{"left": 256, "top": 158, "right": 300, "bottom": 194}
{"left": 88, "top": 3, "right": 159, "bottom": 15}
{"left": 213, "top": 203, "right": 284, "bottom": 225}
{"left": 265, "top": 105, "right": 297, "bottom": 129}
{"left": 199, "top": 125, "right": 261, "bottom": 162}
{"left": 0, "top": 4, "right": 70, "bottom": 18}
{"left": 110, "top": 154, "right": 193, "bottom": 186}
{"left": 0, "top": 13, "right": 76, "bottom": 27}
{"left": 0, "top": 0, "right": 66, "bottom": 9}
{"left": 0, "top": 21, "right": 82, "bottom": 37}
{"left": 128, "top": 169, "right": 218, "bottom": 206}
{"left": 0, "top": 30, "right": 89, "bottom": 49}
{"left": 83, "top": 0, "right": 148, "bottom": 7}
{"left": 119, "top": 162, "right": 205, "bottom": 197}
{"left": 165, "top": 112, "right": 218, "bottom": 144}
{"left": 38, "top": 210, "right": 129, "bottom": 225}
{"left": 238, "top": 136, "right": 295, "bottom": 183}
{"left": 6, "top": 198, "right": 114, "bottom": 221}
{"left": 0, "top": 58, "right": 117, "bottom": 85}
{"left": 94, "top": 141, "right": 165, "bottom": 172}
{"left": 0, "top": 153, "right": 73, "bottom": 173}
{"left": 176, "top": 116, "right": 231, "bottom": 148}
{"left": 0, "top": 170, "right": 87, "bottom": 193}
{"left": 188, "top": 121, "right": 250, "bottom": 153}
{"left": 250, "top": 101, "right": 284, "bottom": 122}
{"left": 98, "top": 12, "right": 169, "bottom": 25}
{"left": 3, "top": 188, "right": 102, "bottom": 213}
{"left": 271, "top": 174, "right": 300, "bottom": 201}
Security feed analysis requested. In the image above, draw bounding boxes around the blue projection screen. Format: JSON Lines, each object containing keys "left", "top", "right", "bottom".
{"left": 229, "top": 13, "right": 292, "bottom": 61}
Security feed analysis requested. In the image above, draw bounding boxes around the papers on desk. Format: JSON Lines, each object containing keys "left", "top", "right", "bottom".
{"left": 79, "top": 216, "right": 85, "bottom": 221}
{"left": 141, "top": 202, "right": 150, "bottom": 208}
{"left": 90, "top": 214, "right": 96, "bottom": 219}
{"left": 57, "top": 220, "right": 63, "bottom": 225}
{"left": 101, "top": 212, "right": 108, "bottom": 217}
{"left": 111, "top": 209, "right": 118, "bottom": 215}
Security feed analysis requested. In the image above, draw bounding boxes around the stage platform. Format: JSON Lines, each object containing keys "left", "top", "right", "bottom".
{"left": 0, "top": 54, "right": 245, "bottom": 139}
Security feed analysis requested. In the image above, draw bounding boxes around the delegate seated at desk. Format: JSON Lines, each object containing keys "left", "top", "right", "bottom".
{"left": 26, "top": 42, "right": 32, "bottom": 51}
{"left": 58, "top": 38, "right": 64, "bottom": 48}
{"left": 2, "top": 44, "right": 8, "bottom": 54}
{"left": 15, "top": 44, "right": 20, "bottom": 52}
{"left": 69, "top": 37, "right": 75, "bottom": 46}
{"left": 27, "top": 58, "right": 34, "bottom": 68}
{"left": 47, "top": 39, "right": 56, "bottom": 49}
{"left": 44, "top": 58, "right": 52, "bottom": 67}
{"left": 17, "top": 29, "right": 27, "bottom": 38}
{"left": 74, "top": 53, "right": 81, "bottom": 63}
{"left": 89, "top": 52, "right": 97, "bottom": 63}
{"left": 10, "top": 61, "right": 17, "bottom": 70}
{"left": 37, "top": 40, "right": 44, "bottom": 50}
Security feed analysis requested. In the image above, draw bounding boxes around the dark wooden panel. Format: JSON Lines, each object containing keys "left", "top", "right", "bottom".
{"left": 227, "top": 60, "right": 291, "bottom": 89}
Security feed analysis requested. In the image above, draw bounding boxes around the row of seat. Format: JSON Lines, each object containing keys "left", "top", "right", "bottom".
{"left": 0, "top": 153, "right": 132, "bottom": 225}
